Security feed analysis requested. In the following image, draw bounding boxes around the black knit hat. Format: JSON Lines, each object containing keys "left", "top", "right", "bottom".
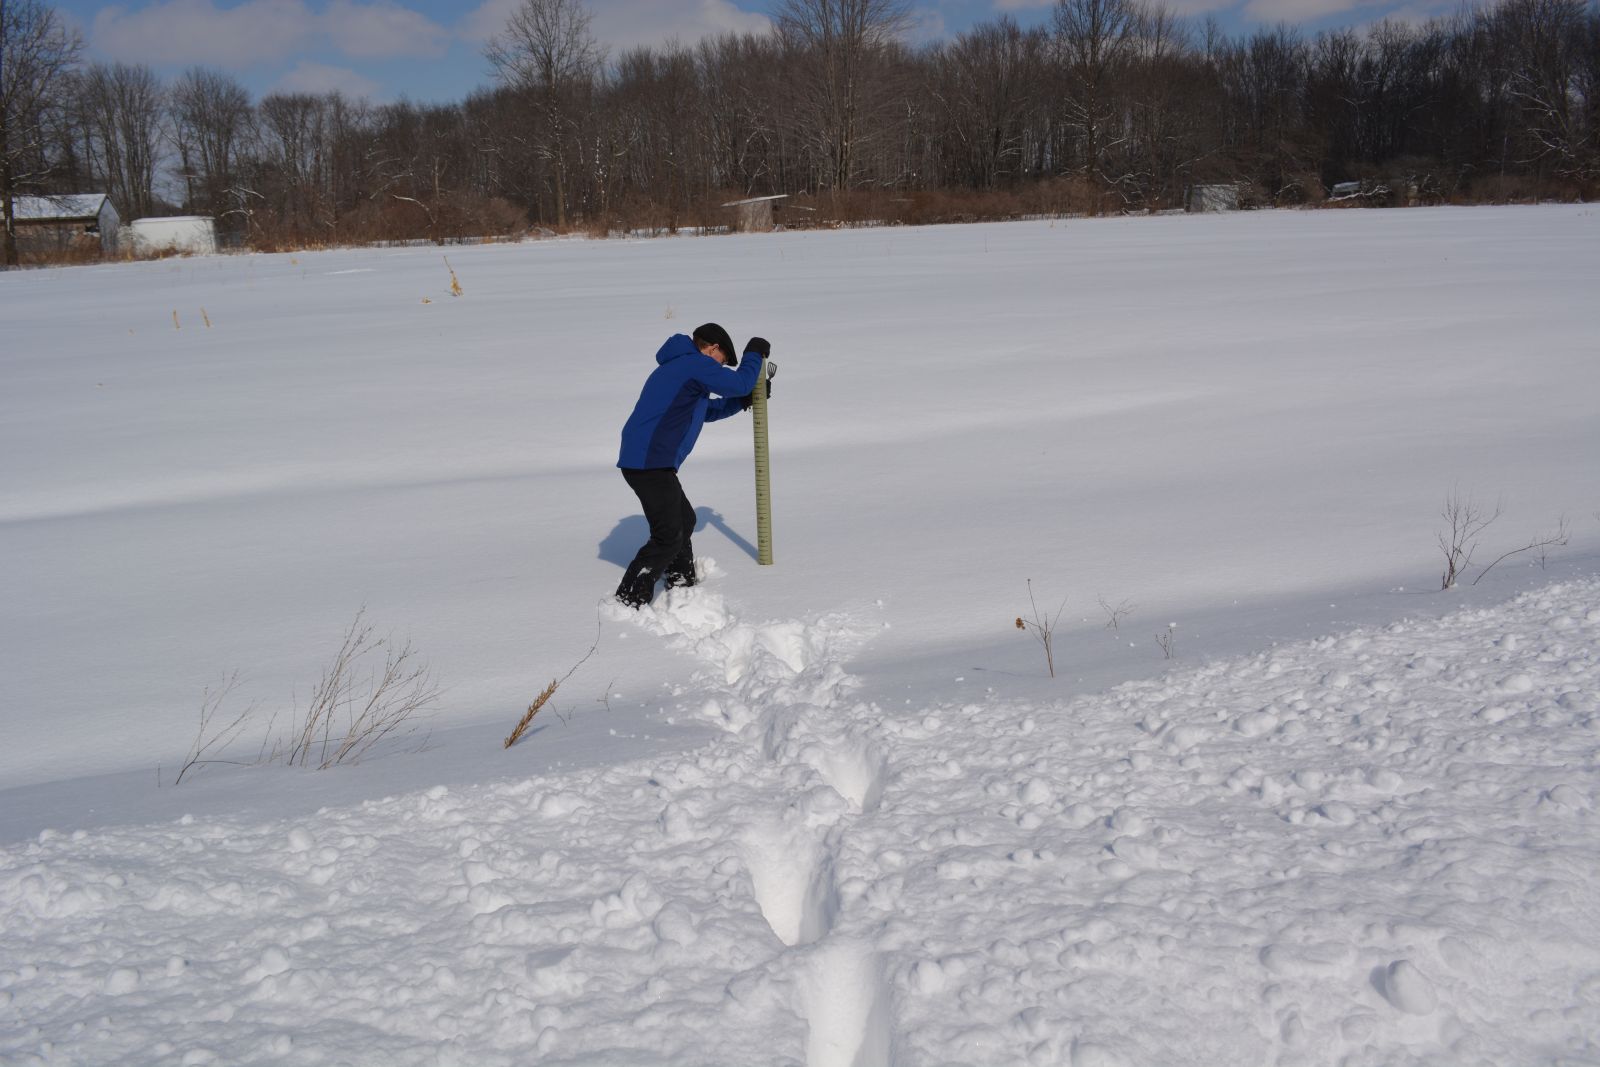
{"left": 692, "top": 322, "right": 738, "bottom": 367}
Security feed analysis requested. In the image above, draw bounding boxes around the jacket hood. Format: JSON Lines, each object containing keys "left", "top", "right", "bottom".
{"left": 656, "top": 333, "right": 700, "bottom": 366}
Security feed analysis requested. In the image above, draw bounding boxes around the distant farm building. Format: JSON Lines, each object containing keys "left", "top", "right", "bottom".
{"left": 10, "top": 194, "right": 121, "bottom": 253}
{"left": 125, "top": 215, "right": 218, "bottom": 256}
{"left": 722, "top": 194, "right": 789, "bottom": 232}
{"left": 1187, "top": 184, "right": 1240, "bottom": 212}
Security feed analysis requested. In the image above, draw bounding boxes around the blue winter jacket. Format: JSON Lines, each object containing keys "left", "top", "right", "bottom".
{"left": 618, "top": 334, "right": 765, "bottom": 470}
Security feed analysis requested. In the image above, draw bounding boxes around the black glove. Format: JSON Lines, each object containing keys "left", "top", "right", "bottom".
{"left": 740, "top": 377, "right": 772, "bottom": 411}
{"left": 744, "top": 337, "right": 771, "bottom": 359}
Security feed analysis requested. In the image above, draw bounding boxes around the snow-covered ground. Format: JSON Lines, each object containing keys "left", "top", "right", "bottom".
{"left": 4, "top": 582, "right": 1600, "bottom": 1065}
{"left": 2, "top": 206, "right": 1598, "bottom": 1064}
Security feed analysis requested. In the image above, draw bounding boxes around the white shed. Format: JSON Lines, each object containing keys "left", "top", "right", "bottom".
{"left": 125, "top": 215, "right": 218, "bottom": 256}
{"left": 721, "top": 194, "right": 789, "bottom": 233}
{"left": 10, "top": 194, "right": 121, "bottom": 252}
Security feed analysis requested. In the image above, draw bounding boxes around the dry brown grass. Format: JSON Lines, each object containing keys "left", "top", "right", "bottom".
{"left": 284, "top": 609, "right": 441, "bottom": 769}
{"left": 169, "top": 610, "right": 441, "bottom": 784}
{"left": 247, "top": 194, "right": 530, "bottom": 252}
{"left": 505, "top": 625, "right": 601, "bottom": 749}
{"left": 504, "top": 679, "right": 559, "bottom": 748}
{"left": 14, "top": 241, "right": 109, "bottom": 267}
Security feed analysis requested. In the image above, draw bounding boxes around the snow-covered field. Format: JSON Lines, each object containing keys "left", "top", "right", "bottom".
{"left": 2, "top": 206, "right": 1598, "bottom": 1064}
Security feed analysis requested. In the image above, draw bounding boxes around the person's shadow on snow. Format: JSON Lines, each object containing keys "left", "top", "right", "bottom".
{"left": 597, "top": 515, "right": 649, "bottom": 567}
{"left": 597, "top": 507, "right": 760, "bottom": 567}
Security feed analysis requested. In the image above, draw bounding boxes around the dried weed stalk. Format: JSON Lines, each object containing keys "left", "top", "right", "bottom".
{"left": 1438, "top": 489, "right": 1500, "bottom": 589}
{"left": 1016, "top": 579, "right": 1066, "bottom": 678}
{"left": 505, "top": 624, "right": 601, "bottom": 748}
{"left": 175, "top": 671, "right": 258, "bottom": 785}
{"left": 288, "top": 609, "right": 441, "bottom": 769}
{"left": 1473, "top": 516, "right": 1570, "bottom": 585}
{"left": 1099, "top": 596, "right": 1135, "bottom": 634}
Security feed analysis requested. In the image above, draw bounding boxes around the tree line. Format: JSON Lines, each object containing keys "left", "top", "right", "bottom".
{"left": 3, "top": 0, "right": 1597, "bottom": 264}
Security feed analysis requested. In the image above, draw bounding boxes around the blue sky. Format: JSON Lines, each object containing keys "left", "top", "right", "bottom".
{"left": 54, "top": 0, "right": 1445, "bottom": 105}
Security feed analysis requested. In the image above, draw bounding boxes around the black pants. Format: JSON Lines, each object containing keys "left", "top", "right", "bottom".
{"left": 618, "top": 467, "right": 696, "bottom": 603}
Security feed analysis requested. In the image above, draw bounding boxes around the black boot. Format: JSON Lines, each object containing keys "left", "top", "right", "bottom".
{"left": 663, "top": 544, "right": 697, "bottom": 589}
{"left": 615, "top": 567, "right": 657, "bottom": 609}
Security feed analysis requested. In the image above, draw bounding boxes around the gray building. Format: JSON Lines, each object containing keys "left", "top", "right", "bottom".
{"left": 722, "top": 194, "right": 789, "bottom": 232}
{"left": 10, "top": 194, "right": 122, "bottom": 253}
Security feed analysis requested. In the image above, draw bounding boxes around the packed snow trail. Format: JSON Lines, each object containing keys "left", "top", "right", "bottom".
{"left": 3, "top": 579, "right": 1599, "bottom": 1066}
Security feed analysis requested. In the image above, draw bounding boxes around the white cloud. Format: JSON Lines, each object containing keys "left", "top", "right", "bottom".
{"left": 325, "top": 0, "right": 450, "bottom": 58}
{"left": 1241, "top": 0, "right": 1391, "bottom": 21}
{"left": 272, "top": 58, "right": 386, "bottom": 97}
{"left": 460, "top": 0, "right": 771, "bottom": 55}
{"left": 459, "top": 0, "right": 519, "bottom": 44}
{"left": 1161, "top": 0, "right": 1245, "bottom": 16}
{"left": 592, "top": 0, "right": 771, "bottom": 52}
{"left": 92, "top": 0, "right": 315, "bottom": 66}
{"left": 995, "top": 0, "right": 1232, "bottom": 16}
{"left": 89, "top": 0, "right": 449, "bottom": 67}
{"left": 1357, "top": 2, "right": 1455, "bottom": 26}
{"left": 904, "top": 7, "right": 949, "bottom": 44}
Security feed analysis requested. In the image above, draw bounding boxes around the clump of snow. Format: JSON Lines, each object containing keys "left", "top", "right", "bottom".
{"left": 1380, "top": 960, "right": 1440, "bottom": 1016}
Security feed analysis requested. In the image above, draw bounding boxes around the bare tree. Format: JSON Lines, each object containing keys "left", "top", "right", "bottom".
{"left": 933, "top": 17, "right": 1052, "bottom": 189}
{"left": 171, "top": 67, "right": 253, "bottom": 225}
{"left": 775, "top": 0, "right": 913, "bottom": 191}
{"left": 1053, "top": 0, "right": 1143, "bottom": 207}
{"left": 1, "top": 0, "right": 82, "bottom": 266}
{"left": 1305, "top": 28, "right": 1363, "bottom": 169}
{"left": 1217, "top": 24, "right": 1315, "bottom": 199}
{"left": 486, "top": 0, "right": 603, "bottom": 227}
{"left": 487, "top": 0, "right": 602, "bottom": 92}
{"left": 607, "top": 42, "right": 709, "bottom": 231}
{"left": 1491, "top": 0, "right": 1596, "bottom": 177}
{"left": 699, "top": 32, "right": 785, "bottom": 196}
{"left": 254, "top": 91, "right": 362, "bottom": 242}
{"left": 73, "top": 61, "right": 166, "bottom": 220}
{"left": 1119, "top": 4, "right": 1203, "bottom": 208}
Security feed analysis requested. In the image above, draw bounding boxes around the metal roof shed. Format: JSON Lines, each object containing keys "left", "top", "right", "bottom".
{"left": 721, "top": 194, "right": 789, "bottom": 233}
{"left": 9, "top": 194, "right": 122, "bottom": 252}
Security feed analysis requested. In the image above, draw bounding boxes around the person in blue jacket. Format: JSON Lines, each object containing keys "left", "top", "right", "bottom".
{"left": 615, "top": 323, "right": 771, "bottom": 608}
